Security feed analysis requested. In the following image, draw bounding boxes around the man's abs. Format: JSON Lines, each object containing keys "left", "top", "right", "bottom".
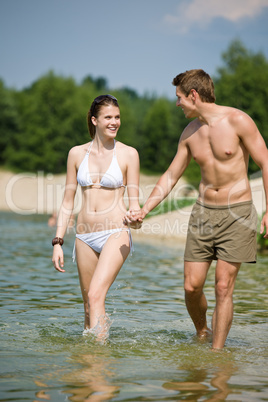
{"left": 198, "top": 178, "right": 252, "bottom": 205}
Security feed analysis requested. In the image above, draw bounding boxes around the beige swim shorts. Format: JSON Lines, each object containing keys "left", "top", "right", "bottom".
{"left": 184, "top": 200, "right": 258, "bottom": 263}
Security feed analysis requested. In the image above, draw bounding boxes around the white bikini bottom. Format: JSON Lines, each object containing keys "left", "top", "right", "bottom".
{"left": 72, "top": 228, "right": 133, "bottom": 261}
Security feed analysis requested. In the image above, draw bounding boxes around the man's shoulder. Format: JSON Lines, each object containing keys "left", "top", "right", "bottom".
{"left": 181, "top": 119, "right": 200, "bottom": 140}
{"left": 209, "top": 105, "right": 251, "bottom": 130}
{"left": 222, "top": 107, "right": 255, "bottom": 134}
{"left": 227, "top": 107, "right": 250, "bottom": 122}
{"left": 217, "top": 106, "right": 257, "bottom": 140}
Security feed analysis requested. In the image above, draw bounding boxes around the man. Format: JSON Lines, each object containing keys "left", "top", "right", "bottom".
{"left": 127, "top": 69, "right": 268, "bottom": 349}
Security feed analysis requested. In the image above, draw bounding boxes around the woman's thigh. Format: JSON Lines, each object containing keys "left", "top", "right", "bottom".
{"left": 89, "top": 230, "right": 130, "bottom": 295}
{"left": 76, "top": 238, "right": 99, "bottom": 302}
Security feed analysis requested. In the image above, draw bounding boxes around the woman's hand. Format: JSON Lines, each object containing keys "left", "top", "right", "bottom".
{"left": 123, "top": 209, "right": 144, "bottom": 229}
{"left": 52, "top": 245, "right": 65, "bottom": 272}
{"left": 128, "top": 220, "right": 142, "bottom": 229}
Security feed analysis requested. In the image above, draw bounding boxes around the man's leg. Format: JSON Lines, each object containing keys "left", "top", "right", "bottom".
{"left": 212, "top": 259, "right": 241, "bottom": 349}
{"left": 184, "top": 260, "right": 212, "bottom": 337}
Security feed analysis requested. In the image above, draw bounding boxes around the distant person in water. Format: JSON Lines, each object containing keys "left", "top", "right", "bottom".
{"left": 52, "top": 94, "right": 140, "bottom": 340}
{"left": 48, "top": 212, "right": 57, "bottom": 227}
{"left": 125, "top": 69, "right": 268, "bottom": 349}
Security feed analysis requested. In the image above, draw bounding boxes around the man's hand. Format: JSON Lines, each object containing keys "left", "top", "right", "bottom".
{"left": 260, "top": 212, "right": 268, "bottom": 239}
{"left": 123, "top": 209, "right": 144, "bottom": 229}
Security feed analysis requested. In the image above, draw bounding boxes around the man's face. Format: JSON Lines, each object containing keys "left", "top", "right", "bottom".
{"left": 175, "top": 87, "right": 195, "bottom": 118}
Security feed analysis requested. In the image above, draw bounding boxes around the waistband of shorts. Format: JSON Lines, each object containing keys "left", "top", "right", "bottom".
{"left": 196, "top": 199, "right": 253, "bottom": 210}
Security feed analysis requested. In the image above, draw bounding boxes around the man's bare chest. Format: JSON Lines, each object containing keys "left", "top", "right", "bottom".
{"left": 188, "top": 126, "right": 242, "bottom": 164}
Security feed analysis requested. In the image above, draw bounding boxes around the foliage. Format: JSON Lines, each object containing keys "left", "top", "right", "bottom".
{"left": 0, "top": 80, "right": 20, "bottom": 165}
{"left": 140, "top": 98, "right": 174, "bottom": 171}
{"left": 257, "top": 231, "right": 268, "bottom": 253}
{"left": 4, "top": 72, "right": 90, "bottom": 173}
{"left": 257, "top": 215, "right": 268, "bottom": 253}
{"left": 0, "top": 40, "right": 268, "bottom": 182}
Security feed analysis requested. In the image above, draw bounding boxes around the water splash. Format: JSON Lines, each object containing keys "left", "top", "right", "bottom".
{"left": 83, "top": 314, "right": 113, "bottom": 343}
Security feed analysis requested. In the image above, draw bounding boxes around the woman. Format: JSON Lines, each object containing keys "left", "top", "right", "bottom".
{"left": 52, "top": 94, "right": 140, "bottom": 339}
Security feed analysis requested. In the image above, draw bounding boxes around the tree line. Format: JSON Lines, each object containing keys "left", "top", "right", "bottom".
{"left": 1, "top": 40, "right": 268, "bottom": 185}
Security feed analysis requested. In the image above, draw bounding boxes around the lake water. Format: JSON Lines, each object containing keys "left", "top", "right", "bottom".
{"left": 0, "top": 212, "right": 267, "bottom": 401}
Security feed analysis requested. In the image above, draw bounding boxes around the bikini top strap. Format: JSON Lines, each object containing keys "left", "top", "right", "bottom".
{"left": 86, "top": 140, "right": 94, "bottom": 155}
{"left": 87, "top": 139, "right": 116, "bottom": 155}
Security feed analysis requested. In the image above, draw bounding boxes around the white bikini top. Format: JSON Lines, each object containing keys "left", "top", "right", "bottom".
{"left": 76, "top": 140, "right": 125, "bottom": 189}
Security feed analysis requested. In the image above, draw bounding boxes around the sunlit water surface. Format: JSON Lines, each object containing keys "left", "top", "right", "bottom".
{"left": 0, "top": 212, "right": 267, "bottom": 401}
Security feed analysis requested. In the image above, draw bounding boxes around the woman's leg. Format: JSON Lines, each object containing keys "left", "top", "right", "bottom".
{"left": 88, "top": 230, "right": 130, "bottom": 331}
{"left": 75, "top": 238, "right": 99, "bottom": 329}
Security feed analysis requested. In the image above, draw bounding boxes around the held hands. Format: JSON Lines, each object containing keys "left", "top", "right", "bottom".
{"left": 123, "top": 208, "right": 144, "bottom": 229}
{"left": 52, "top": 245, "right": 65, "bottom": 272}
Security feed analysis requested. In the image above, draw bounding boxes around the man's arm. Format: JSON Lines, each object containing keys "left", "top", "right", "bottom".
{"left": 235, "top": 111, "right": 268, "bottom": 238}
{"left": 131, "top": 134, "right": 192, "bottom": 221}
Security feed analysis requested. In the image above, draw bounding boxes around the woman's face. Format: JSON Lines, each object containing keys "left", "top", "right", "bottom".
{"left": 92, "top": 104, "right": 121, "bottom": 138}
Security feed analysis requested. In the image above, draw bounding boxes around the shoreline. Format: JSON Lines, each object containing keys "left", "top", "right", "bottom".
{"left": 1, "top": 169, "right": 265, "bottom": 246}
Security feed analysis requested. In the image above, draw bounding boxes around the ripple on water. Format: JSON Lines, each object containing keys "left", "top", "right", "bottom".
{"left": 0, "top": 212, "right": 268, "bottom": 401}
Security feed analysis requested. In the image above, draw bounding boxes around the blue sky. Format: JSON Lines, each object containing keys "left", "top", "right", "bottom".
{"left": 1, "top": 0, "right": 268, "bottom": 99}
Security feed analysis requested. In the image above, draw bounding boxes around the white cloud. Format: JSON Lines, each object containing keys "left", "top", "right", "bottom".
{"left": 164, "top": 0, "right": 268, "bottom": 33}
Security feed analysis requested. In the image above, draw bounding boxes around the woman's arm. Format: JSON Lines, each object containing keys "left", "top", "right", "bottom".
{"left": 125, "top": 146, "right": 141, "bottom": 228}
{"left": 52, "top": 148, "right": 78, "bottom": 271}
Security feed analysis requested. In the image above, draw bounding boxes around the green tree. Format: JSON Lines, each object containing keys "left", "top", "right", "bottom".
{"left": 115, "top": 89, "right": 153, "bottom": 151}
{"left": 2, "top": 40, "right": 268, "bottom": 180}
{"left": 0, "top": 80, "right": 20, "bottom": 165}
{"left": 5, "top": 72, "right": 90, "bottom": 173}
{"left": 82, "top": 75, "right": 108, "bottom": 92}
{"left": 140, "top": 98, "right": 177, "bottom": 172}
